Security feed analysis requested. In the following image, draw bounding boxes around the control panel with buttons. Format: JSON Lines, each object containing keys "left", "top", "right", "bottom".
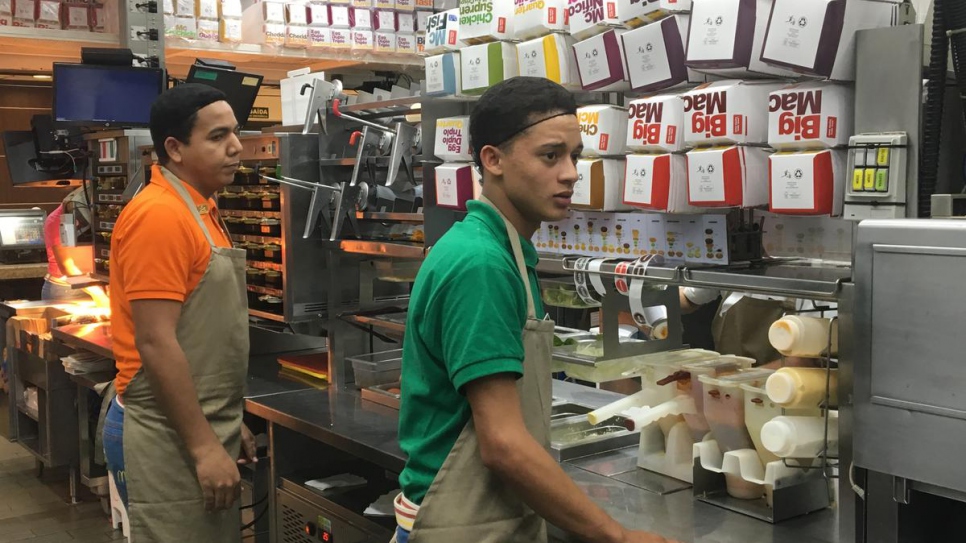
{"left": 843, "top": 132, "right": 908, "bottom": 221}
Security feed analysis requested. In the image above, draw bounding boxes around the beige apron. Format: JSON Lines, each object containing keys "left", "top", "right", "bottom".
{"left": 406, "top": 197, "right": 554, "bottom": 543}
{"left": 122, "top": 167, "right": 250, "bottom": 543}
{"left": 711, "top": 296, "right": 791, "bottom": 366}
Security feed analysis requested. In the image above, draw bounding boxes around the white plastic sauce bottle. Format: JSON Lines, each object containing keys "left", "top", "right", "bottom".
{"left": 766, "top": 367, "right": 838, "bottom": 409}
{"left": 760, "top": 413, "right": 838, "bottom": 458}
{"left": 768, "top": 315, "right": 838, "bottom": 357}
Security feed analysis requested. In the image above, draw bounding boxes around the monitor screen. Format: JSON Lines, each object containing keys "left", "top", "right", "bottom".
{"left": 0, "top": 214, "right": 45, "bottom": 248}
{"left": 53, "top": 63, "right": 165, "bottom": 128}
{"left": 1, "top": 131, "right": 83, "bottom": 187}
{"left": 186, "top": 65, "right": 263, "bottom": 127}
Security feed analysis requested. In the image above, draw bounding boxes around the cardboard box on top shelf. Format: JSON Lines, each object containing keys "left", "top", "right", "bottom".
{"left": 760, "top": 0, "right": 912, "bottom": 81}
{"left": 352, "top": 29, "right": 374, "bottom": 49}
{"left": 435, "top": 163, "right": 482, "bottom": 211}
{"left": 573, "top": 29, "right": 631, "bottom": 92}
{"left": 416, "top": 33, "right": 426, "bottom": 53}
{"left": 161, "top": 0, "right": 173, "bottom": 15}
{"left": 397, "top": 32, "right": 417, "bottom": 53}
{"left": 63, "top": 2, "right": 91, "bottom": 30}
{"left": 395, "top": 0, "right": 416, "bottom": 11}
{"left": 0, "top": 0, "right": 11, "bottom": 26}
{"left": 286, "top": 25, "right": 310, "bottom": 47}
{"left": 353, "top": 0, "right": 374, "bottom": 7}
{"left": 307, "top": 3, "right": 329, "bottom": 26}
{"left": 512, "top": 0, "right": 567, "bottom": 42}
{"left": 626, "top": 94, "right": 687, "bottom": 154}
{"left": 620, "top": 14, "right": 694, "bottom": 94}
{"left": 460, "top": 41, "right": 519, "bottom": 95}
{"left": 308, "top": 26, "right": 330, "bottom": 47}
{"left": 434, "top": 116, "right": 472, "bottom": 161}
{"left": 219, "top": 0, "right": 242, "bottom": 19}
{"left": 286, "top": 2, "right": 309, "bottom": 25}
{"left": 573, "top": 158, "right": 629, "bottom": 211}
{"left": 681, "top": 80, "right": 785, "bottom": 146}
{"left": 35, "top": 0, "right": 60, "bottom": 29}
{"left": 516, "top": 33, "right": 582, "bottom": 90}
{"left": 167, "top": 15, "right": 198, "bottom": 38}
{"left": 686, "top": 145, "right": 770, "bottom": 208}
{"left": 624, "top": 153, "right": 703, "bottom": 213}
{"left": 768, "top": 82, "right": 854, "bottom": 150}
{"left": 458, "top": 0, "right": 513, "bottom": 44}
{"left": 174, "top": 0, "right": 194, "bottom": 17}
{"left": 425, "top": 52, "right": 461, "bottom": 96}
{"left": 352, "top": 7, "right": 373, "bottom": 29}
{"left": 660, "top": 0, "right": 690, "bottom": 12}
{"left": 604, "top": 0, "right": 664, "bottom": 29}
{"left": 396, "top": 11, "right": 414, "bottom": 32}
{"left": 196, "top": 0, "right": 217, "bottom": 20}
{"left": 328, "top": 0, "right": 350, "bottom": 4}
{"left": 328, "top": 4, "right": 350, "bottom": 27}
{"left": 567, "top": 0, "right": 616, "bottom": 41}
{"left": 685, "top": 0, "right": 800, "bottom": 79}
{"left": 415, "top": 9, "right": 431, "bottom": 32}
{"left": 415, "top": 0, "right": 433, "bottom": 8}
{"left": 769, "top": 149, "right": 846, "bottom": 216}
{"left": 90, "top": 3, "right": 107, "bottom": 32}
{"left": 197, "top": 18, "right": 220, "bottom": 41}
{"left": 425, "top": 8, "right": 463, "bottom": 53}
{"left": 329, "top": 27, "right": 352, "bottom": 48}
{"left": 375, "top": 31, "right": 396, "bottom": 52}
{"left": 12, "top": 0, "right": 36, "bottom": 26}
{"left": 242, "top": 1, "right": 286, "bottom": 42}
{"left": 578, "top": 105, "right": 628, "bottom": 157}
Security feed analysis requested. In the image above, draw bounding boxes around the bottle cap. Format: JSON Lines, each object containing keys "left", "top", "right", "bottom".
{"left": 765, "top": 371, "right": 798, "bottom": 405}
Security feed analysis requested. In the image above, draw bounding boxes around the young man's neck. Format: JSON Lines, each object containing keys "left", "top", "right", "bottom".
{"left": 162, "top": 163, "right": 215, "bottom": 200}
{"left": 480, "top": 187, "right": 540, "bottom": 239}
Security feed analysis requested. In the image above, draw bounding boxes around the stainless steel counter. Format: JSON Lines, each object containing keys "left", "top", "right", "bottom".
{"left": 245, "top": 380, "right": 840, "bottom": 543}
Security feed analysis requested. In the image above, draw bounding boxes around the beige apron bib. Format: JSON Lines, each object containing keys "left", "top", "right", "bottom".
{"left": 711, "top": 296, "right": 790, "bottom": 366}
{"left": 122, "top": 167, "right": 250, "bottom": 543}
{"left": 406, "top": 197, "right": 554, "bottom": 543}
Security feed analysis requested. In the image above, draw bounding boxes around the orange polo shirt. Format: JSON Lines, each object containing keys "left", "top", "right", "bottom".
{"left": 110, "top": 165, "right": 232, "bottom": 398}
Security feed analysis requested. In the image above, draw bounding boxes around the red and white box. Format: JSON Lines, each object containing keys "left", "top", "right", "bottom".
{"left": 573, "top": 158, "right": 629, "bottom": 211}
{"left": 307, "top": 3, "right": 329, "bottom": 26}
{"left": 769, "top": 149, "right": 846, "bottom": 216}
{"left": 396, "top": 32, "right": 416, "bottom": 53}
{"left": 286, "top": 3, "right": 308, "bottom": 25}
{"left": 12, "top": 0, "right": 37, "bottom": 26}
{"left": 624, "top": 153, "right": 702, "bottom": 213}
{"left": 434, "top": 116, "right": 471, "bottom": 161}
{"left": 308, "top": 26, "right": 330, "bottom": 47}
{"left": 604, "top": 0, "right": 663, "bottom": 28}
{"left": 329, "top": 27, "right": 351, "bottom": 48}
{"left": 458, "top": 0, "right": 512, "bottom": 44}
{"left": 573, "top": 28, "right": 630, "bottom": 92}
{"left": 416, "top": 33, "right": 425, "bottom": 53}
{"left": 351, "top": 0, "right": 373, "bottom": 6}
{"left": 286, "top": 24, "right": 309, "bottom": 47}
{"left": 660, "top": 0, "right": 690, "bottom": 12}
{"left": 567, "top": 0, "right": 617, "bottom": 41}
{"left": 425, "top": 9, "right": 462, "bottom": 54}
{"left": 90, "top": 3, "right": 107, "bottom": 32}
{"left": 626, "top": 94, "right": 687, "bottom": 154}
{"left": 351, "top": 7, "right": 372, "bottom": 29}
{"left": 578, "top": 105, "right": 627, "bottom": 157}
{"left": 0, "top": 0, "right": 13, "bottom": 26}
{"left": 686, "top": 145, "right": 770, "bottom": 207}
{"left": 512, "top": 0, "right": 567, "bottom": 42}
{"left": 351, "top": 29, "right": 373, "bottom": 49}
{"left": 328, "top": 4, "right": 350, "bottom": 27}
{"left": 35, "top": 0, "right": 60, "bottom": 28}
{"left": 394, "top": 0, "right": 415, "bottom": 11}
{"left": 682, "top": 80, "right": 784, "bottom": 146}
{"left": 62, "top": 2, "right": 91, "bottom": 30}
{"left": 768, "top": 82, "right": 853, "bottom": 150}
{"left": 435, "top": 163, "right": 481, "bottom": 211}
{"left": 374, "top": 31, "right": 395, "bottom": 52}
{"left": 414, "top": 0, "right": 432, "bottom": 8}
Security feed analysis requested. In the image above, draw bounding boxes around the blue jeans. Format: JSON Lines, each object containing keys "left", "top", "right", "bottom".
{"left": 394, "top": 526, "right": 410, "bottom": 543}
{"left": 102, "top": 397, "right": 128, "bottom": 507}
{"left": 41, "top": 279, "right": 90, "bottom": 302}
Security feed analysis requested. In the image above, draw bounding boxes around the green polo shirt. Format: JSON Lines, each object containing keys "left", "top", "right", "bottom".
{"left": 398, "top": 200, "right": 544, "bottom": 504}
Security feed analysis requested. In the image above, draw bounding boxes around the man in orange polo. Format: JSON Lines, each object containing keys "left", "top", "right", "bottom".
{"left": 102, "top": 84, "right": 255, "bottom": 543}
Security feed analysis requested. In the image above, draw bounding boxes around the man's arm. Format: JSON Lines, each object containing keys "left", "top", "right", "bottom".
{"left": 466, "top": 374, "right": 678, "bottom": 543}
{"left": 132, "top": 299, "right": 241, "bottom": 511}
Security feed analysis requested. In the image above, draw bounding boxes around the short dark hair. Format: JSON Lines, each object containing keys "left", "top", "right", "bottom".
{"left": 149, "top": 83, "right": 228, "bottom": 164}
{"left": 469, "top": 77, "right": 578, "bottom": 169}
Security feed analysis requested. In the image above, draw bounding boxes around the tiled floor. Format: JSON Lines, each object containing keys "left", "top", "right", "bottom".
{"left": 0, "top": 395, "right": 124, "bottom": 543}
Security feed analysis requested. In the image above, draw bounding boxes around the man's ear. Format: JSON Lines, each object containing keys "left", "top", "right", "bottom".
{"left": 164, "top": 136, "right": 184, "bottom": 165}
{"left": 478, "top": 145, "right": 503, "bottom": 179}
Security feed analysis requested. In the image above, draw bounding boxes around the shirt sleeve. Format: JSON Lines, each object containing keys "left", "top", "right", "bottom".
{"left": 114, "top": 204, "right": 197, "bottom": 302}
{"left": 439, "top": 260, "right": 527, "bottom": 393}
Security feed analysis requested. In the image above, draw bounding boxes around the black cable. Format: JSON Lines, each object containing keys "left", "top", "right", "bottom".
{"left": 240, "top": 493, "right": 268, "bottom": 510}
{"left": 240, "top": 504, "right": 268, "bottom": 532}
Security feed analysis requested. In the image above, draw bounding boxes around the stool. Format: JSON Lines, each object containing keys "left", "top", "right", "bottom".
{"left": 108, "top": 471, "right": 130, "bottom": 540}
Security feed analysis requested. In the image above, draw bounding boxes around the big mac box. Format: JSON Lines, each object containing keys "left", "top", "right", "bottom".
{"left": 623, "top": 153, "right": 702, "bottom": 213}
{"left": 626, "top": 94, "right": 687, "bottom": 154}
{"left": 769, "top": 149, "right": 847, "bottom": 216}
{"left": 686, "top": 145, "right": 770, "bottom": 208}
{"left": 681, "top": 80, "right": 785, "bottom": 146}
{"left": 767, "top": 82, "right": 853, "bottom": 150}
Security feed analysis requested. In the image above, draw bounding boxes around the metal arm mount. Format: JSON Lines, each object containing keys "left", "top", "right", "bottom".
{"left": 261, "top": 175, "right": 355, "bottom": 240}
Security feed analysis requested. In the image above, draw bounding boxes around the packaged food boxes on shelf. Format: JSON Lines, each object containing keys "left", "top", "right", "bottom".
{"left": 516, "top": 33, "right": 581, "bottom": 90}
{"left": 197, "top": 18, "right": 219, "bottom": 41}
{"left": 686, "top": 145, "right": 769, "bottom": 208}
{"left": 219, "top": 0, "right": 242, "bottom": 19}
{"left": 196, "top": 0, "right": 218, "bottom": 20}
{"left": 329, "top": 4, "right": 350, "bottom": 27}
{"left": 174, "top": 0, "right": 194, "bottom": 16}
{"left": 573, "top": 28, "right": 630, "bottom": 92}
{"left": 573, "top": 158, "right": 629, "bottom": 211}
{"left": 352, "top": 29, "right": 374, "bottom": 49}
{"left": 623, "top": 153, "right": 702, "bottom": 214}
{"left": 512, "top": 0, "right": 567, "bottom": 42}
{"left": 220, "top": 17, "right": 242, "bottom": 42}
{"left": 681, "top": 80, "right": 785, "bottom": 146}
{"left": 394, "top": 0, "right": 416, "bottom": 11}
{"left": 330, "top": 28, "right": 351, "bottom": 48}
{"left": 425, "top": 52, "right": 461, "bottom": 96}
{"left": 12, "top": 0, "right": 36, "bottom": 26}
{"left": 434, "top": 116, "right": 471, "bottom": 161}
{"left": 166, "top": 15, "right": 198, "bottom": 38}
{"left": 567, "top": 0, "right": 617, "bottom": 41}
{"left": 460, "top": 41, "right": 519, "bottom": 95}
{"left": 307, "top": 3, "right": 329, "bottom": 26}
{"left": 458, "top": 0, "right": 513, "bottom": 44}
{"left": 308, "top": 26, "right": 330, "bottom": 47}
{"left": 397, "top": 32, "right": 417, "bottom": 53}
{"left": 626, "top": 94, "right": 687, "bottom": 154}
{"left": 425, "top": 8, "right": 463, "bottom": 53}
{"left": 35, "top": 0, "right": 59, "bottom": 29}
{"left": 769, "top": 149, "right": 847, "bottom": 216}
{"left": 286, "top": 2, "right": 308, "bottom": 25}
{"left": 768, "top": 82, "right": 854, "bottom": 150}
{"left": 435, "top": 162, "right": 482, "bottom": 211}
{"left": 604, "top": 0, "right": 665, "bottom": 28}
{"left": 287, "top": 25, "right": 309, "bottom": 48}
{"left": 577, "top": 105, "right": 627, "bottom": 157}
{"left": 351, "top": 6, "right": 372, "bottom": 28}
{"left": 395, "top": 11, "right": 414, "bottom": 32}
{"left": 620, "top": 14, "right": 694, "bottom": 94}
{"left": 62, "top": 2, "right": 91, "bottom": 30}
{"left": 415, "top": 9, "right": 431, "bottom": 32}
{"left": 89, "top": 2, "right": 106, "bottom": 31}
{"left": 660, "top": 0, "right": 690, "bottom": 11}
{"left": 761, "top": 0, "right": 911, "bottom": 81}
{"left": 374, "top": 31, "right": 396, "bottom": 52}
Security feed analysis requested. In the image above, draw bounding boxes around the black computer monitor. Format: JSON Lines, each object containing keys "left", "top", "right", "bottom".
{"left": 1, "top": 131, "right": 84, "bottom": 187}
{"left": 186, "top": 64, "right": 263, "bottom": 127}
{"left": 52, "top": 63, "right": 165, "bottom": 128}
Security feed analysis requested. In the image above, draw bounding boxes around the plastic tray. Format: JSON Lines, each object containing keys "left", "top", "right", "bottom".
{"left": 349, "top": 349, "right": 403, "bottom": 388}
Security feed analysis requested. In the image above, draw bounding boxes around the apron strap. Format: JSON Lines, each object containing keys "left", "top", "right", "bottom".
{"left": 477, "top": 195, "right": 537, "bottom": 321}
{"left": 158, "top": 166, "right": 222, "bottom": 248}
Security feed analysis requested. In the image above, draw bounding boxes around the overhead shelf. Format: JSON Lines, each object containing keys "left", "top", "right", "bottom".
{"left": 536, "top": 255, "right": 851, "bottom": 301}
{"left": 0, "top": 27, "right": 119, "bottom": 72}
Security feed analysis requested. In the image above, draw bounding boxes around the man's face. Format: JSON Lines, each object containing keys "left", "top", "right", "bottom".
{"left": 498, "top": 114, "right": 583, "bottom": 223}
{"left": 165, "top": 100, "right": 242, "bottom": 193}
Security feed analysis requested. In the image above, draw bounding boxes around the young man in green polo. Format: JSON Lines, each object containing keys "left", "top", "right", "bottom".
{"left": 395, "top": 78, "right": 678, "bottom": 543}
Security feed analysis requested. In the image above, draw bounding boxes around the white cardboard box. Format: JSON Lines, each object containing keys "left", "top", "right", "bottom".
{"left": 434, "top": 116, "right": 472, "bottom": 161}
{"left": 516, "top": 33, "right": 581, "bottom": 90}
{"left": 460, "top": 41, "right": 519, "bottom": 95}
{"left": 458, "top": 0, "right": 513, "bottom": 44}
{"left": 578, "top": 105, "right": 628, "bottom": 157}
{"left": 512, "top": 0, "right": 567, "bottom": 41}
{"left": 396, "top": 32, "right": 417, "bottom": 53}
{"left": 573, "top": 29, "right": 631, "bottom": 92}
{"left": 374, "top": 30, "right": 396, "bottom": 51}
{"left": 375, "top": 9, "right": 396, "bottom": 30}
{"left": 425, "top": 8, "right": 463, "bottom": 53}
{"left": 567, "top": 0, "right": 616, "bottom": 41}
{"left": 681, "top": 80, "right": 785, "bottom": 146}
{"left": 604, "top": 0, "right": 663, "bottom": 28}
{"left": 660, "top": 0, "right": 690, "bottom": 12}
{"left": 768, "top": 82, "right": 853, "bottom": 150}
{"left": 769, "top": 149, "right": 846, "bottom": 216}
{"left": 286, "top": 24, "right": 310, "bottom": 48}
{"left": 307, "top": 3, "right": 329, "bottom": 26}
{"left": 620, "top": 14, "right": 690, "bottom": 94}
{"left": 624, "top": 153, "right": 702, "bottom": 213}
{"left": 435, "top": 162, "right": 481, "bottom": 210}
{"left": 626, "top": 94, "right": 687, "bottom": 154}
{"left": 351, "top": 7, "right": 372, "bottom": 29}
{"left": 351, "top": 29, "right": 374, "bottom": 49}
{"left": 425, "top": 52, "right": 462, "bottom": 96}
{"left": 686, "top": 145, "right": 770, "bottom": 207}
{"left": 573, "top": 158, "right": 629, "bottom": 211}
{"left": 329, "top": 5, "right": 350, "bottom": 27}
{"left": 329, "top": 28, "right": 352, "bottom": 48}
{"left": 307, "top": 26, "right": 330, "bottom": 46}
{"left": 760, "top": 0, "right": 910, "bottom": 81}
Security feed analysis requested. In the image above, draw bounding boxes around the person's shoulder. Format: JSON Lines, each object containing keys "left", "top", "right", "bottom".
{"left": 114, "top": 184, "right": 193, "bottom": 237}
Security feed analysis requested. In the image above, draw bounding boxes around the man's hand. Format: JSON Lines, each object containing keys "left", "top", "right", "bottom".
{"left": 193, "top": 443, "right": 241, "bottom": 512}
{"left": 621, "top": 529, "right": 685, "bottom": 543}
{"left": 238, "top": 423, "right": 257, "bottom": 465}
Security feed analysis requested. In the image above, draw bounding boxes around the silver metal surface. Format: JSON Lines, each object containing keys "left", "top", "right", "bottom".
{"left": 853, "top": 219, "right": 966, "bottom": 496}
{"left": 339, "top": 240, "right": 425, "bottom": 259}
{"left": 550, "top": 414, "right": 639, "bottom": 462}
